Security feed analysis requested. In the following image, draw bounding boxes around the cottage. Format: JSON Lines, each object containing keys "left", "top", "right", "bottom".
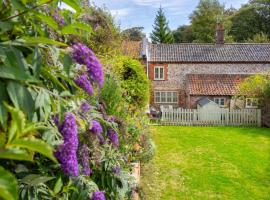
{"left": 141, "top": 25, "right": 270, "bottom": 110}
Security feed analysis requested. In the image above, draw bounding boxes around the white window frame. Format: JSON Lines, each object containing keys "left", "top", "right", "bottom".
{"left": 154, "top": 91, "right": 178, "bottom": 103}
{"left": 246, "top": 98, "right": 258, "bottom": 108}
{"left": 214, "top": 98, "right": 226, "bottom": 107}
{"left": 154, "top": 66, "right": 165, "bottom": 80}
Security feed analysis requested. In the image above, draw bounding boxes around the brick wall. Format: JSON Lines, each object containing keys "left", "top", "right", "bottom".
{"left": 148, "top": 62, "right": 270, "bottom": 109}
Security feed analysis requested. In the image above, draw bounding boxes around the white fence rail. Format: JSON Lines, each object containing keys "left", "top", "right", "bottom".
{"left": 161, "top": 108, "right": 261, "bottom": 127}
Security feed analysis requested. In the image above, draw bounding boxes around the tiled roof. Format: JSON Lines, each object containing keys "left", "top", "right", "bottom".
{"left": 148, "top": 43, "right": 270, "bottom": 62}
{"left": 187, "top": 74, "right": 250, "bottom": 95}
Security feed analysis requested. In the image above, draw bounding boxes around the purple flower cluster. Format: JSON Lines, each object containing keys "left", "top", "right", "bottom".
{"left": 72, "top": 43, "right": 104, "bottom": 87}
{"left": 91, "top": 191, "right": 106, "bottom": 200}
{"left": 112, "top": 166, "right": 121, "bottom": 175}
{"left": 89, "top": 120, "right": 105, "bottom": 145}
{"left": 80, "top": 144, "right": 92, "bottom": 176}
{"left": 52, "top": 114, "right": 59, "bottom": 127}
{"left": 55, "top": 113, "right": 79, "bottom": 177}
{"left": 75, "top": 74, "right": 93, "bottom": 96}
{"left": 80, "top": 101, "right": 91, "bottom": 113}
{"left": 52, "top": 10, "right": 65, "bottom": 26}
{"left": 107, "top": 129, "right": 119, "bottom": 148}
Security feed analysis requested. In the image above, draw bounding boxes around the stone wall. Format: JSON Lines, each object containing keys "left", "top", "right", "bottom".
{"left": 149, "top": 62, "right": 270, "bottom": 108}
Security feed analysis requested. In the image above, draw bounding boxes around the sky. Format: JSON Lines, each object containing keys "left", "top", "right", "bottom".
{"left": 90, "top": 0, "right": 248, "bottom": 36}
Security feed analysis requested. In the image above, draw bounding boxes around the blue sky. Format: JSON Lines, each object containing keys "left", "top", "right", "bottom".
{"left": 91, "top": 0, "right": 248, "bottom": 35}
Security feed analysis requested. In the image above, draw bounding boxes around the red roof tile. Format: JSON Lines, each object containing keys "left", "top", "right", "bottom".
{"left": 187, "top": 74, "right": 251, "bottom": 95}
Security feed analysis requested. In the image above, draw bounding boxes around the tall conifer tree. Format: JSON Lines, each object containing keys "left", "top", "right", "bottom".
{"left": 150, "top": 7, "right": 174, "bottom": 44}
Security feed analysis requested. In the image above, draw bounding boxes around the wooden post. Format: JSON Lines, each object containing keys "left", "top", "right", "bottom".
{"left": 257, "top": 109, "right": 262, "bottom": 127}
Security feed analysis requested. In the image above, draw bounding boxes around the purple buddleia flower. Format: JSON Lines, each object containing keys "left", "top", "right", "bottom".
{"left": 112, "top": 166, "right": 121, "bottom": 175}
{"left": 52, "top": 114, "right": 59, "bottom": 127}
{"left": 107, "top": 129, "right": 119, "bottom": 148}
{"left": 80, "top": 101, "right": 91, "bottom": 113}
{"left": 89, "top": 120, "right": 105, "bottom": 145}
{"left": 55, "top": 113, "right": 79, "bottom": 177}
{"left": 80, "top": 144, "right": 92, "bottom": 176}
{"left": 72, "top": 43, "right": 104, "bottom": 87}
{"left": 52, "top": 10, "right": 65, "bottom": 26}
{"left": 75, "top": 74, "right": 93, "bottom": 96}
{"left": 91, "top": 191, "right": 106, "bottom": 200}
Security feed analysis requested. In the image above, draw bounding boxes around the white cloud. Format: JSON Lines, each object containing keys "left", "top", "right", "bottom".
{"left": 110, "top": 8, "right": 131, "bottom": 17}
{"left": 132, "top": 0, "right": 189, "bottom": 8}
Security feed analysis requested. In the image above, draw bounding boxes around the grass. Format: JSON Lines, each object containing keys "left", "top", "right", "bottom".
{"left": 140, "top": 126, "right": 270, "bottom": 200}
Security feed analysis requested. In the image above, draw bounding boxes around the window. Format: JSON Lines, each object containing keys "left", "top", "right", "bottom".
{"left": 154, "top": 91, "right": 178, "bottom": 103}
{"left": 214, "top": 98, "right": 225, "bottom": 107}
{"left": 154, "top": 66, "right": 164, "bottom": 80}
{"left": 246, "top": 98, "right": 258, "bottom": 108}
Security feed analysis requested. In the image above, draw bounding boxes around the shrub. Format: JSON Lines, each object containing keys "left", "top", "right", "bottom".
{"left": 111, "top": 56, "right": 150, "bottom": 112}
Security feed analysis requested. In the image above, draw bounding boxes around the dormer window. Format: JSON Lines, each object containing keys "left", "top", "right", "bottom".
{"left": 154, "top": 66, "right": 164, "bottom": 80}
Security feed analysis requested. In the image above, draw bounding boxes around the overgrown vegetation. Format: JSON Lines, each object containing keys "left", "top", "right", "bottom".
{"left": 0, "top": 1, "right": 153, "bottom": 200}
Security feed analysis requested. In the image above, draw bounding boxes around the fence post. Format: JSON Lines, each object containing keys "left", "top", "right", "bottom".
{"left": 257, "top": 109, "right": 262, "bottom": 127}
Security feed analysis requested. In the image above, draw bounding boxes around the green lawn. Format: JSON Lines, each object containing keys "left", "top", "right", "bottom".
{"left": 141, "top": 126, "right": 270, "bottom": 200}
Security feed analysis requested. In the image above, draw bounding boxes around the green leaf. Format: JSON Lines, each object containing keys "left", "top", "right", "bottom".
{"left": 63, "top": 54, "right": 72, "bottom": 76}
{"left": 0, "top": 148, "right": 33, "bottom": 161}
{"left": 53, "top": 177, "right": 63, "bottom": 194}
{"left": 0, "top": 82, "right": 8, "bottom": 129}
{"left": 10, "top": 138, "right": 57, "bottom": 163}
{"left": 20, "top": 174, "right": 55, "bottom": 186}
{"left": 0, "top": 22, "right": 13, "bottom": 34}
{"left": 10, "top": 0, "right": 27, "bottom": 11}
{"left": 4, "top": 46, "right": 28, "bottom": 70}
{"left": 34, "top": 12, "right": 58, "bottom": 30}
{"left": 5, "top": 104, "right": 26, "bottom": 143}
{"left": 61, "top": 0, "right": 81, "bottom": 12}
{"left": 0, "top": 65, "right": 37, "bottom": 82}
{"left": 21, "top": 37, "right": 67, "bottom": 47}
{"left": 61, "top": 22, "right": 93, "bottom": 36}
{"left": 7, "top": 81, "right": 35, "bottom": 119}
{"left": 31, "top": 48, "right": 42, "bottom": 76}
{"left": 41, "top": 68, "right": 67, "bottom": 90}
{"left": 0, "top": 166, "right": 18, "bottom": 200}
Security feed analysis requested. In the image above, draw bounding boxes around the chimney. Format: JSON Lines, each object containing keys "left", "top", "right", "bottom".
{"left": 141, "top": 35, "right": 148, "bottom": 59}
{"left": 216, "top": 23, "right": 225, "bottom": 44}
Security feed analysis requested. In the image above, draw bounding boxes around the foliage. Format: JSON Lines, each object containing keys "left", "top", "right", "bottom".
{"left": 150, "top": 7, "right": 174, "bottom": 44}
{"left": 239, "top": 74, "right": 270, "bottom": 98}
{"left": 246, "top": 32, "right": 270, "bottom": 43}
{"left": 100, "top": 75, "right": 127, "bottom": 118}
{"left": 190, "top": 0, "right": 225, "bottom": 43}
{"left": 172, "top": 25, "right": 194, "bottom": 43}
{"left": 122, "top": 27, "right": 145, "bottom": 41}
{"left": 141, "top": 126, "right": 270, "bottom": 199}
{"left": 110, "top": 56, "right": 150, "bottom": 111}
{"left": 229, "top": 0, "right": 270, "bottom": 42}
{"left": 0, "top": 1, "right": 153, "bottom": 200}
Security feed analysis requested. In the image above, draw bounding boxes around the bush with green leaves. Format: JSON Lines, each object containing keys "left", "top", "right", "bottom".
{"left": 107, "top": 56, "right": 150, "bottom": 112}
{"left": 0, "top": 1, "right": 153, "bottom": 200}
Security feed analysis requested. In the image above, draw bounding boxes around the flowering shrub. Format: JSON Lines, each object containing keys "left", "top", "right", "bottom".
{"left": 0, "top": 1, "right": 152, "bottom": 200}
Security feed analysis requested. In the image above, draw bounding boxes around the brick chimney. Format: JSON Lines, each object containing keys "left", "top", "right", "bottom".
{"left": 216, "top": 23, "right": 225, "bottom": 44}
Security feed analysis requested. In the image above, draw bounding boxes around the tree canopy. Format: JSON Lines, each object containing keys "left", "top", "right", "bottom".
{"left": 150, "top": 7, "right": 174, "bottom": 44}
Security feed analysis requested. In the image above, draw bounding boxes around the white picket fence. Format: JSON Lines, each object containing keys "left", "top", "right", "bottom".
{"left": 161, "top": 108, "right": 261, "bottom": 127}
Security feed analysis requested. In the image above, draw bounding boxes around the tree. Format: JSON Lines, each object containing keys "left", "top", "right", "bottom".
{"left": 172, "top": 25, "right": 194, "bottom": 43}
{"left": 247, "top": 32, "right": 270, "bottom": 43}
{"left": 150, "top": 7, "right": 174, "bottom": 44}
{"left": 122, "top": 27, "right": 144, "bottom": 41}
{"left": 190, "top": 0, "right": 225, "bottom": 43}
{"left": 229, "top": 0, "right": 270, "bottom": 42}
